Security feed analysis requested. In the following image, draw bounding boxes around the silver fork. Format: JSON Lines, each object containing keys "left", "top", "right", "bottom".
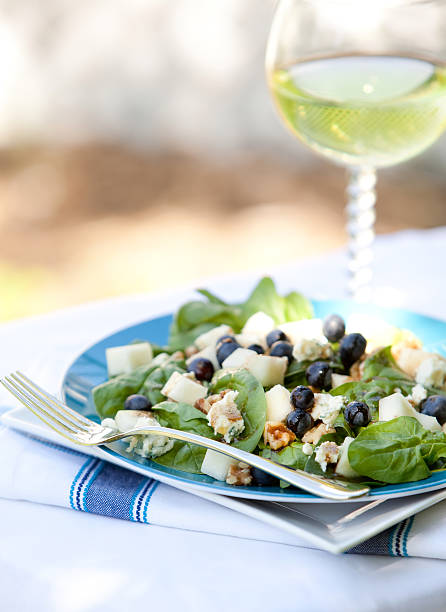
{"left": 1, "top": 371, "right": 370, "bottom": 501}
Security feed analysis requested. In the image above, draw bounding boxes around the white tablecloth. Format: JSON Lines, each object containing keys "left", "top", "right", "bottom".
{"left": 2, "top": 227, "right": 446, "bottom": 612}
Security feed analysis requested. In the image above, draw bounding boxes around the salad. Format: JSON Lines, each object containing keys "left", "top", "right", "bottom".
{"left": 93, "top": 278, "right": 446, "bottom": 488}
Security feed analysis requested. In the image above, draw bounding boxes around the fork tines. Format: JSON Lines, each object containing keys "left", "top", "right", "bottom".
{"left": 0, "top": 371, "right": 97, "bottom": 443}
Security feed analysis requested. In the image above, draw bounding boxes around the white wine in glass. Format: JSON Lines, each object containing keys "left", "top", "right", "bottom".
{"left": 266, "top": 1, "right": 446, "bottom": 300}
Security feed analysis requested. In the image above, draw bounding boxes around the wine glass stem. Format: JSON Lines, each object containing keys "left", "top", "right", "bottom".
{"left": 346, "top": 165, "right": 377, "bottom": 302}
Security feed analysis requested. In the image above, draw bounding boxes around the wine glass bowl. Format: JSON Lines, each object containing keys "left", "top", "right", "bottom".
{"left": 266, "top": 0, "right": 446, "bottom": 300}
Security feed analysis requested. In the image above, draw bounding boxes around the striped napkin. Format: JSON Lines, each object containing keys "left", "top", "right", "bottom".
{"left": 0, "top": 423, "right": 444, "bottom": 558}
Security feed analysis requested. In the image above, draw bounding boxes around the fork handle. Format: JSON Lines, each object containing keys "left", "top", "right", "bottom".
{"left": 106, "top": 426, "right": 369, "bottom": 500}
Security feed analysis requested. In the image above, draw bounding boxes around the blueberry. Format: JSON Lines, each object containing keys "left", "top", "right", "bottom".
{"left": 266, "top": 329, "right": 289, "bottom": 348}
{"left": 124, "top": 394, "right": 152, "bottom": 411}
{"left": 247, "top": 344, "right": 264, "bottom": 355}
{"left": 305, "top": 361, "right": 332, "bottom": 391}
{"left": 344, "top": 401, "right": 371, "bottom": 427}
{"left": 251, "top": 467, "right": 279, "bottom": 487}
{"left": 270, "top": 341, "right": 293, "bottom": 364}
{"left": 187, "top": 357, "right": 214, "bottom": 382}
{"left": 421, "top": 395, "right": 446, "bottom": 425}
{"left": 216, "top": 334, "right": 236, "bottom": 351}
{"left": 216, "top": 334, "right": 237, "bottom": 347}
{"left": 291, "top": 385, "right": 314, "bottom": 412}
{"left": 323, "top": 314, "right": 345, "bottom": 342}
{"left": 339, "top": 333, "right": 367, "bottom": 370}
{"left": 286, "top": 410, "right": 314, "bottom": 437}
{"left": 216, "top": 341, "right": 240, "bottom": 366}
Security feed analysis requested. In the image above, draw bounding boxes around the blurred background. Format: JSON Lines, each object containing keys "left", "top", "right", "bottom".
{"left": 0, "top": 0, "right": 445, "bottom": 320}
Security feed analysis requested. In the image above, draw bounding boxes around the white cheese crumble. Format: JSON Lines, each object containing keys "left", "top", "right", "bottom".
{"left": 128, "top": 428, "right": 174, "bottom": 459}
{"left": 277, "top": 319, "right": 331, "bottom": 363}
{"left": 292, "top": 338, "right": 332, "bottom": 363}
{"left": 311, "top": 394, "right": 345, "bottom": 427}
{"left": 408, "top": 383, "right": 428, "bottom": 406}
{"left": 102, "top": 412, "right": 174, "bottom": 459}
{"left": 207, "top": 390, "right": 245, "bottom": 443}
{"left": 315, "top": 441, "right": 339, "bottom": 472}
{"left": 302, "top": 442, "right": 314, "bottom": 456}
{"left": 415, "top": 356, "right": 446, "bottom": 389}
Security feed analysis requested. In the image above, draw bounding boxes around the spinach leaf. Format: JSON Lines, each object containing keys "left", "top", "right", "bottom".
{"left": 284, "top": 360, "right": 310, "bottom": 389}
{"left": 151, "top": 401, "right": 214, "bottom": 439}
{"left": 196, "top": 288, "right": 228, "bottom": 306}
{"left": 150, "top": 400, "right": 216, "bottom": 474}
{"left": 333, "top": 412, "right": 354, "bottom": 438}
{"left": 93, "top": 364, "right": 158, "bottom": 419}
{"left": 169, "top": 302, "right": 243, "bottom": 351}
{"left": 153, "top": 442, "right": 207, "bottom": 474}
{"left": 260, "top": 442, "right": 308, "bottom": 471}
{"left": 348, "top": 416, "right": 446, "bottom": 483}
{"left": 175, "top": 300, "right": 243, "bottom": 332}
{"left": 169, "top": 322, "right": 217, "bottom": 353}
{"left": 93, "top": 357, "right": 186, "bottom": 419}
{"left": 168, "top": 276, "right": 313, "bottom": 351}
{"left": 242, "top": 277, "right": 313, "bottom": 324}
{"left": 283, "top": 291, "right": 315, "bottom": 322}
{"left": 260, "top": 442, "right": 310, "bottom": 487}
{"left": 211, "top": 369, "right": 266, "bottom": 452}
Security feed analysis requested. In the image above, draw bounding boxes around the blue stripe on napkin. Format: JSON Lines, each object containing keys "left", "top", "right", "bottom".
{"left": 142, "top": 481, "right": 159, "bottom": 524}
{"left": 70, "top": 457, "right": 98, "bottom": 511}
{"left": 82, "top": 462, "right": 152, "bottom": 522}
{"left": 348, "top": 517, "right": 415, "bottom": 557}
{"left": 348, "top": 526, "right": 396, "bottom": 556}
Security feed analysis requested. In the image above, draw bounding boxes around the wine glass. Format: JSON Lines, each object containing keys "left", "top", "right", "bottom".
{"left": 266, "top": 0, "right": 446, "bottom": 301}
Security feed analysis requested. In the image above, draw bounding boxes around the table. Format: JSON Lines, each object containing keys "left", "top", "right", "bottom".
{"left": 1, "top": 227, "right": 446, "bottom": 612}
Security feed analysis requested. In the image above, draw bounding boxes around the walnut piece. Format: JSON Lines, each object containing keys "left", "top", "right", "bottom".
{"left": 263, "top": 421, "right": 296, "bottom": 451}
{"left": 301, "top": 423, "right": 335, "bottom": 445}
{"left": 226, "top": 462, "right": 252, "bottom": 486}
{"left": 194, "top": 390, "right": 232, "bottom": 415}
{"left": 185, "top": 345, "right": 199, "bottom": 358}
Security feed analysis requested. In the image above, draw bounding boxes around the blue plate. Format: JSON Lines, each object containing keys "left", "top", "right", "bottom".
{"left": 61, "top": 300, "right": 446, "bottom": 503}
